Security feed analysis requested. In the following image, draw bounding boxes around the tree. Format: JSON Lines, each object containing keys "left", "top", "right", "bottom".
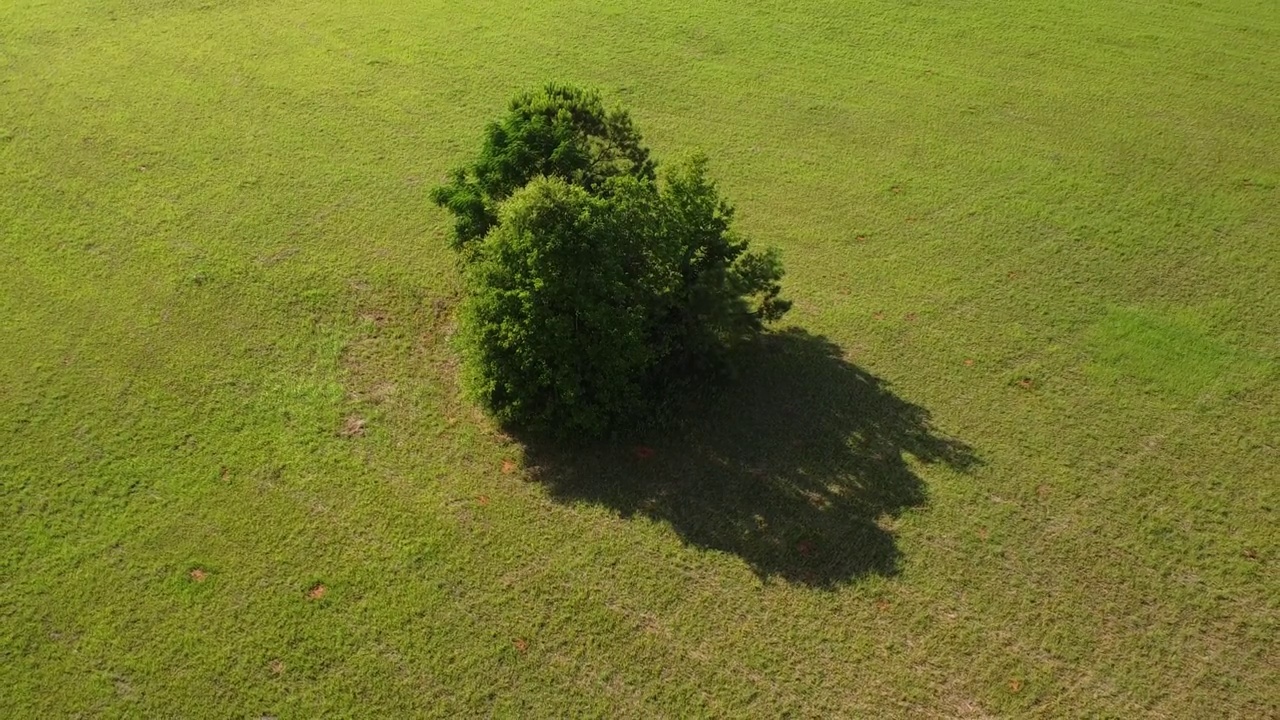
{"left": 436, "top": 84, "right": 790, "bottom": 437}
{"left": 431, "top": 84, "right": 655, "bottom": 250}
{"left": 459, "top": 176, "right": 665, "bottom": 436}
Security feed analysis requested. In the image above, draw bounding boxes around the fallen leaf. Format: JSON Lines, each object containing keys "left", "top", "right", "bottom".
{"left": 1009, "top": 678, "right": 1023, "bottom": 693}
{"left": 501, "top": 459, "right": 516, "bottom": 474}
{"left": 269, "top": 659, "right": 285, "bottom": 675}
{"left": 964, "top": 358, "right": 975, "bottom": 367}
{"left": 189, "top": 569, "right": 208, "bottom": 583}
{"left": 339, "top": 416, "right": 366, "bottom": 437}
{"left": 477, "top": 495, "right": 490, "bottom": 506}
{"left": 513, "top": 638, "right": 528, "bottom": 653}
{"left": 307, "top": 583, "right": 327, "bottom": 601}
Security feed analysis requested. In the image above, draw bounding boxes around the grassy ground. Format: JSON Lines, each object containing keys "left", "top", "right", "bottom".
{"left": 2, "top": 0, "right": 1277, "bottom": 716}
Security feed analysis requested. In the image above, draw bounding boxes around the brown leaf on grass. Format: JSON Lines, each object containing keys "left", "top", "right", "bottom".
{"left": 1243, "top": 548, "right": 1259, "bottom": 560}
{"left": 307, "top": 583, "right": 327, "bottom": 601}
{"left": 359, "top": 310, "right": 389, "bottom": 328}
{"left": 219, "top": 465, "right": 229, "bottom": 481}
{"left": 1017, "top": 377, "right": 1034, "bottom": 390}
{"left": 189, "top": 569, "right": 208, "bottom": 583}
{"left": 269, "top": 659, "right": 285, "bottom": 675}
{"left": 501, "top": 459, "right": 516, "bottom": 474}
{"left": 904, "top": 312, "right": 919, "bottom": 323}
{"left": 477, "top": 495, "right": 490, "bottom": 506}
{"left": 339, "top": 416, "right": 366, "bottom": 438}
{"left": 964, "top": 358, "right": 975, "bottom": 367}
{"left": 876, "top": 599, "right": 891, "bottom": 612}
{"left": 1008, "top": 678, "right": 1023, "bottom": 693}
{"left": 873, "top": 311, "right": 886, "bottom": 321}
{"left": 513, "top": 638, "right": 528, "bottom": 653}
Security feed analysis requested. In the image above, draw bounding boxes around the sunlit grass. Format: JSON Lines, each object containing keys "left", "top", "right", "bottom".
{"left": 2, "top": 0, "right": 1277, "bottom": 716}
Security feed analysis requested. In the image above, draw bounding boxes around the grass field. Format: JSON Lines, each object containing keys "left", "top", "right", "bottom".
{"left": 2, "top": 0, "right": 1278, "bottom": 716}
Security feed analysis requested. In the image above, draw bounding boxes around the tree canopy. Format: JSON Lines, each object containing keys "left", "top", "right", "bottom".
{"left": 434, "top": 84, "right": 789, "bottom": 437}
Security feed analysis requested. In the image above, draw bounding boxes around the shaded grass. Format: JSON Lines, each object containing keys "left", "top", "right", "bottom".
{"left": 524, "top": 329, "right": 978, "bottom": 588}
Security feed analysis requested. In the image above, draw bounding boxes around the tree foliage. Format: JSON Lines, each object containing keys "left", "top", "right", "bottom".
{"left": 435, "top": 84, "right": 790, "bottom": 437}
{"left": 431, "top": 84, "right": 655, "bottom": 250}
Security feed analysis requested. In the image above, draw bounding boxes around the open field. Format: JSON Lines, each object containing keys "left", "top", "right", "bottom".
{"left": 2, "top": 0, "right": 1277, "bottom": 716}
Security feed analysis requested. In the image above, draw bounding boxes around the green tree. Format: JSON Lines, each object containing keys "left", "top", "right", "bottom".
{"left": 431, "top": 84, "right": 655, "bottom": 250}
{"left": 647, "top": 156, "right": 790, "bottom": 387}
{"left": 437, "top": 84, "right": 790, "bottom": 437}
{"left": 459, "top": 176, "right": 668, "bottom": 436}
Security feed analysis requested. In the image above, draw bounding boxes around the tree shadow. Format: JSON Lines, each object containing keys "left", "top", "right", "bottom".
{"left": 516, "top": 328, "right": 979, "bottom": 588}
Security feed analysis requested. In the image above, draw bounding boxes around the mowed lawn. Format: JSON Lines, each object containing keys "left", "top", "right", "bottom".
{"left": 2, "top": 0, "right": 1277, "bottom": 716}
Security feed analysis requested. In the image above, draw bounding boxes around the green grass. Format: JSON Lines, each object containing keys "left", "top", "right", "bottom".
{"left": 2, "top": 0, "right": 1278, "bottom": 716}
{"left": 1086, "top": 305, "right": 1273, "bottom": 399}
